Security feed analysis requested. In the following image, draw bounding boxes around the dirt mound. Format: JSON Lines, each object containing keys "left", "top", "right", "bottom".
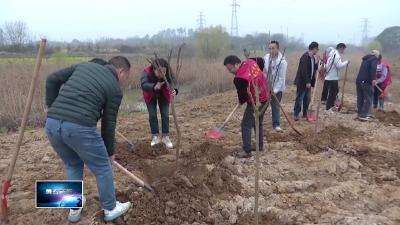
{"left": 109, "top": 141, "right": 242, "bottom": 224}
{"left": 375, "top": 110, "right": 400, "bottom": 127}
{"left": 297, "top": 125, "right": 364, "bottom": 154}
{"left": 265, "top": 131, "right": 296, "bottom": 143}
{"left": 116, "top": 140, "right": 169, "bottom": 160}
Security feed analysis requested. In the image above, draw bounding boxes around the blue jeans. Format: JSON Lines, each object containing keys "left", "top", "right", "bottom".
{"left": 242, "top": 103, "right": 266, "bottom": 153}
{"left": 294, "top": 88, "right": 311, "bottom": 117}
{"left": 146, "top": 97, "right": 170, "bottom": 135}
{"left": 357, "top": 83, "right": 374, "bottom": 118}
{"left": 45, "top": 118, "right": 116, "bottom": 210}
{"left": 271, "top": 92, "right": 282, "bottom": 128}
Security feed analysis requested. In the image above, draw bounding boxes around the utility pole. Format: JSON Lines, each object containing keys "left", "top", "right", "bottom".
{"left": 230, "top": 0, "right": 239, "bottom": 36}
{"left": 197, "top": 11, "right": 206, "bottom": 30}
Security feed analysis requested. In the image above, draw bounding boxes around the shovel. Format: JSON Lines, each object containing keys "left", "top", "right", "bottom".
{"left": 337, "top": 64, "right": 349, "bottom": 111}
{"left": 1, "top": 39, "right": 46, "bottom": 220}
{"left": 307, "top": 63, "right": 321, "bottom": 122}
{"left": 116, "top": 131, "right": 134, "bottom": 152}
{"left": 207, "top": 104, "right": 240, "bottom": 139}
{"left": 113, "top": 161, "right": 154, "bottom": 193}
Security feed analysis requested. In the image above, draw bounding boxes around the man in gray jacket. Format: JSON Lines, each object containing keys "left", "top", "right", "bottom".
{"left": 263, "top": 40, "right": 287, "bottom": 132}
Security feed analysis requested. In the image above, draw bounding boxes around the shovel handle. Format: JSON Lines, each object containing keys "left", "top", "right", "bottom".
{"left": 112, "top": 161, "right": 154, "bottom": 192}
{"left": 219, "top": 104, "right": 240, "bottom": 129}
{"left": 374, "top": 84, "right": 383, "bottom": 93}
{"left": 271, "top": 94, "right": 302, "bottom": 136}
{"left": 116, "top": 131, "right": 134, "bottom": 148}
{"left": 310, "top": 61, "right": 322, "bottom": 108}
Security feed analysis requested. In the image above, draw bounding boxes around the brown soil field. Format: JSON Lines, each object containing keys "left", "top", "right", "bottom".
{"left": 1, "top": 86, "right": 400, "bottom": 225}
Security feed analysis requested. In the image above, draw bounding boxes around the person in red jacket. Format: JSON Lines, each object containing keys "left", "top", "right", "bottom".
{"left": 373, "top": 54, "right": 392, "bottom": 111}
{"left": 223, "top": 55, "right": 270, "bottom": 158}
{"left": 141, "top": 58, "right": 178, "bottom": 148}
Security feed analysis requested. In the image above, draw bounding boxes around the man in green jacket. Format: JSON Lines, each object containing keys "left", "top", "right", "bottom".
{"left": 45, "top": 56, "right": 131, "bottom": 222}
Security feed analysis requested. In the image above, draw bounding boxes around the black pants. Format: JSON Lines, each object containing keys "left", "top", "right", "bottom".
{"left": 321, "top": 81, "right": 329, "bottom": 102}
{"left": 294, "top": 88, "right": 310, "bottom": 117}
{"left": 146, "top": 97, "right": 170, "bottom": 135}
{"left": 324, "top": 80, "right": 339, "bottom": 110}
{"left": 242, "top": 102, "right": 266, "bottom": 153}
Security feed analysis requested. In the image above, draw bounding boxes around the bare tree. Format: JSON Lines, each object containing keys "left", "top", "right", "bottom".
{"left": 3, "top": 21, "right": 31, "bottom": 49}
{"left": 0, "top": 28, "right": 4, "bottom": 46}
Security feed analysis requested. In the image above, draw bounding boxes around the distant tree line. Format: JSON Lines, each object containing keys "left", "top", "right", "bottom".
{"left": 7, "top": 21, "right": 398, "bottom": 59}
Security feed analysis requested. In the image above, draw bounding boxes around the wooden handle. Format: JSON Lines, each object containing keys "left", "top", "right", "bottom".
{"left": 310, "top": 64, "right": 321, "bottom": 107}
{"left": 6, "top": 38, "right": 47, "bottom": 180}
{"left": 374, "top": 84, "right": 383, "bottom": 93}
{"left": 340, "top": 64, "right": 349, "bottom": 105}
{"left": 220, "top": 104, "right": 240, "bottom": 129}
{"left": 113, "top": 161, "right": 154, "bottom": 192}
{"left": 272, "top": 94, "right": 302, "bottom": 136}
{"left": 116, "top": 131, "right": 133, "bottom": 146}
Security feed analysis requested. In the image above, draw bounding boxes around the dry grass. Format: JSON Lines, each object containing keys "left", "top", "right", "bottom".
{"left": 0, "top": 52, "right": 398, "bottom": 131}
{"left": 0, "top": 58, "right": 230, "bottom": 131}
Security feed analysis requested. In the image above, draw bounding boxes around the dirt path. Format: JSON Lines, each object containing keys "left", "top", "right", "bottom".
{"left": 1, "top": 86, "right": 399, "bottom": 225}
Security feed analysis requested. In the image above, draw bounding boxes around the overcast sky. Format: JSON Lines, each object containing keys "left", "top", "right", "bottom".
{"left": 1, "top": 0, "right": 398, "bottom": 45}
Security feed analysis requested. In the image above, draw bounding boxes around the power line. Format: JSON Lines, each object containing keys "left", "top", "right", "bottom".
{"left": 230, "top": 0, "right": 239, "bottom": 36}
{"left": 197, "top": 12, "right": 206, "bottom": 30}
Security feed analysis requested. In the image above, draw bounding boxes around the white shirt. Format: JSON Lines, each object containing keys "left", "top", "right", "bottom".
{"left": 263, "top": 52, "right": 288, "bottom": 93}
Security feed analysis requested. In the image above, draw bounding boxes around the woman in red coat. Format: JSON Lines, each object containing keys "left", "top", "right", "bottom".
{"left": 141, "top": 58, "right": 178, "bottom": 148}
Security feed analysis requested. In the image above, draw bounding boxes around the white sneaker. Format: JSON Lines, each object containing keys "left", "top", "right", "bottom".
{"left": 274, "top": 126, "right": 283, "bottom": 132}
{"left": 162, "top": 136, "right": 173, "bottom": 149}
{"left": 325, "top": 108, "right": 334, "bottom": 114}
{"left": 68, "top": 196, "right": 86, "bottom": 223}
{"left": 150, "top": 135, "right": 160, "bottom": 146}
{"left": 104, "top": 201, "right": 131, "bottom": 222}
{"left": 358, "top": 116, "right": 370, "bottom": 121}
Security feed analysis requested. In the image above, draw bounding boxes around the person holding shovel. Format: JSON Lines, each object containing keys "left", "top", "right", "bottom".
{"left": 356, "top": 50, "right": 380, "bottom": 121}
{"left": 373, "top": 54, "right": 392, "bottom": 111}
{"left": 45, "top": 56, "right": 132, "bottom": 222}
{"left": 321, "top": 43, "right": 349, "bottom": 112}
{"left": 293, "top": 42, "right": 319, "bottom": 121}
{"left": 263, "top": 40, "right": 287, "bottom": 132}
{"left": 141, "top": 58, "right": 178, "bottom": 148}
{"left": 223, "top": 55, "right": 269, "bottom": 158}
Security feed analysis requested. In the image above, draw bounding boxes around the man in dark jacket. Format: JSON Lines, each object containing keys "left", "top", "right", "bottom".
{"left": 45, "top": 56, "right": 131, "bottom": 222}
{"left": 356, "top": 50, "right": 379, "bottom": 121}
{"left": 293, "top": 42, "right": 319, "bottom": 121}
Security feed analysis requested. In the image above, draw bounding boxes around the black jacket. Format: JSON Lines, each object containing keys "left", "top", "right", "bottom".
{"left": 46, "top": 62, "right": 122, "bottom": 156}
{"left": 294, "top": 52, "right": 318, "bottom": 90}
{"left": 356, "top": 54, "right": 378, "bottom": 85}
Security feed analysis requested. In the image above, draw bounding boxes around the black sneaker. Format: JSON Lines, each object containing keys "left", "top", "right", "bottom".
{"left": 294, "top": 115, "right": 300, "bottom": 121}
{"left": 238, "top": 151, "right": 252, "bottom": 158}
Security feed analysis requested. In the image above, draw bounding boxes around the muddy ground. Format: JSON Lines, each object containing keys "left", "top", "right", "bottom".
{"left": 1, "top": 86, "right": 400, "bottom": 225}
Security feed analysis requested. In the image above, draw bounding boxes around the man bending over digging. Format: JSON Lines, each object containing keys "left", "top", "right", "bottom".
{"left": 223, "top": 55, "right": 270, "bottom": 158}
{"left": 45, "top": 56, "right": 132, "bottom": 222}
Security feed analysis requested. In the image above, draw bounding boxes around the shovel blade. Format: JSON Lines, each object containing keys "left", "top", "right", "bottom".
{"left": 207, "top": 128, "right": 223, "bottom": 139}
{"left": 307, "top": 110, "right": 317, "bottom": 122}
{"left": 0, "top": 179, "right": 11, "bottom": 220}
